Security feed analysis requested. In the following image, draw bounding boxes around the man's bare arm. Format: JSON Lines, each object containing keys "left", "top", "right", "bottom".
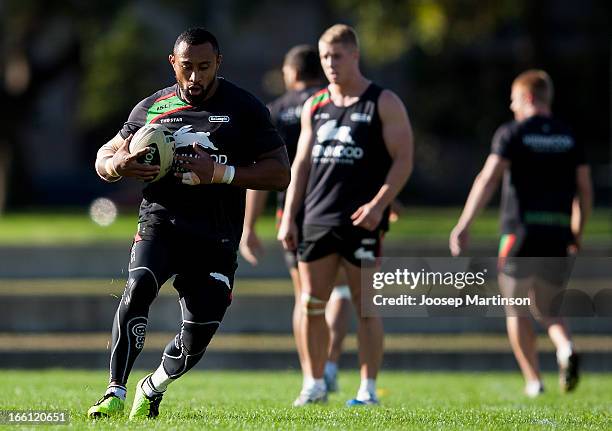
{"left": 95, "top": 133, "right": 160, "bottom": 182}
{"left": 177, "top": 145, "right": 290, "bottom": 191}
{"left": 351, "top": 90, "right": 414, "bottom": 230}
{"left": 232, "top": 146, "right": 290, "bottom": 191}
{"left": 240, "top": 189, "right": 269, "bottom": 266}
{"left": 244, "top": 189, "right": 269, "bottom": 232}
{"left": 277, "top": 96, "right": 315, "bottom": 250}
{"left": 449, "top": 154, "right": 509, "bottom": 256}
{"left": 571, "top": 164, "right": 593, "bottom": 249}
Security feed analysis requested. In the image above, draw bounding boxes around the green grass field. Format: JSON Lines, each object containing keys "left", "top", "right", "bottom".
{"left": 0, "top": 207, "right": 610, "bottom": 245}
{"left": 0, "top": 370, "right": 610, "bottom": 430}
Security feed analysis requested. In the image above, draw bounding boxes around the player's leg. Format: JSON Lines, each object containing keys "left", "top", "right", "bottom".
{"left": 545, "top": 318, "right": 578, "bottom": 392}
{"left": 324, "top": 273, "right": 352, "bottom": 392}
{"left": 339, "top": 226, "right": 383, "bottom": 405}
{"left": 293, "top": 254, "right": 340, "bottom": 406}
{"left": 529, "top": 276, "right": 579, "bottom": 392}
{"left": 498, "top": 233, "right": 546, "bottom": 397}
{"left": 89, "top": 238, "right": 172, "bottom": 418}
{"left": 130, "top": 252, "right": 236, "bottom": 419}
{"left": 286, "top": 250, "right": 309, "bottom": 375}
{"left": 500, "top": 273, "right": 543, "bottom": 397}
{"left": 342, "top": 259, "right": 383, "bottom": 405}
{"left": 505, "top": 316, "right": 542, "bottom": 396}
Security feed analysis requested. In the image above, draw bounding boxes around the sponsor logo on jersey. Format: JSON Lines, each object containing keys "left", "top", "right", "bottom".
{"left": 522, "top": 134, "right": 574, "bottom": 152}
{"left": 209, "top": 115, "right": 230, "bottom": 123}
{"left": 361, "top": 238, "right": 377, "bottom": 245}
{"left": 351, "top": 101, "right": 375, "bottom": 123}
{"left": 314, "top": 112, "right": 330, "bottom": 120}
{"left": 160, "top": 117, "right": 183, "bottom": 123}
{"left": 350, "top": 112, "right": 372, "bottom": 123}
{"left": 312, "top": 144, "right": 363, "bottom": 163}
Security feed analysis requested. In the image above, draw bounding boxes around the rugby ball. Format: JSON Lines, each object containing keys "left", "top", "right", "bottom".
{"left": 129, "top": 123, "right": 176, "bottom": 182}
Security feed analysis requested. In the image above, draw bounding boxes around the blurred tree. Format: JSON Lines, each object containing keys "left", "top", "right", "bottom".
{"left": 0, "top": 0, "right": 609, "bottom": 208}
{"left": 330, "top": 0, "right": 523, "bottom": 64}
{"left": 2, "top": 0, "right": 83, "bottom": 210}
{"left": 79, "top": 6, "right": 161, "bottom": 127}
{"left": 328, "top": 0, "right": 610, "bottom": 204}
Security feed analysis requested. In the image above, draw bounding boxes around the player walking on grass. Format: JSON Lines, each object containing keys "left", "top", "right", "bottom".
{"left": 450, "top": 70, "right": 592, "bottom": 397}
{"left": 240, "top": 44, "right": 352, "bottom": 392}
{"left": 89, "top": 28, "right": 289, "bottom": 419}
{"left": 278, "top": 24, "right": 414, "bottom": 406}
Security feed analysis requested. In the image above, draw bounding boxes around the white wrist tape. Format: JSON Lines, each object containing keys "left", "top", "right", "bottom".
{"left": 105, "top": 158, "right": 121, "bottom": 178}
{"left": 221, "top": 165, "right": 235, "bottom": 184}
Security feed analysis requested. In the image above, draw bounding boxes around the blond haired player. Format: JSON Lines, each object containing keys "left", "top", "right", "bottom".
{"left": 279, "top": 24, "right": 414, "bottom": 406}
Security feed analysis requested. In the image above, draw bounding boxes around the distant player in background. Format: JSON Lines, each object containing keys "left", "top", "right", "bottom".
{"left": 450, "top": 70, "right": 592, "bottom": 397}
{"left": 88, "top": 28, "right": 289, "bottom": 419}
{"left": 240, "top": 45, "right": 352, "bottom": 392}
{"left": 278, "top": 24, "right": 414, "bottom": 406}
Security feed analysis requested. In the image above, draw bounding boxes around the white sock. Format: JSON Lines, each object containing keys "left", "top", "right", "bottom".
{"left": 303, "top": 376, "right": 325, "bottom": 392}
{"left": 148, "top": 365, "right": 173, "bottom": 395}
{"left": 356, "top": 378, "right": 376, "bottom": 401}
{"left": 105, "top": 384, "right": 126, "bottom": 401}
{"left": 556, "top": 342, "right": 574, "bottom": 367}
{"left": 324, "top": 361, "right": 338, "bottom": 377}
{"left": 525, "top": 380, "right": 544, "bottom": 398}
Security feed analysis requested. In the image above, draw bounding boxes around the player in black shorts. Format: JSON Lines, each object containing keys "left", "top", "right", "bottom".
{"left": 240, "top": 45, "right": 352, "bottom": 392}
{"left": 88, "top": 28, "right": 290, "bottom": 419}
{"left": 278, "top": 25, "right": 414, "bottom": 406}
{"left": 450, "top": 70, "right": 592, "bottom": 397}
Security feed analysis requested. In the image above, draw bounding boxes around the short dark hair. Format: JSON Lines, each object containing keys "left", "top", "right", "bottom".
{"left": 283, "top": 45, "right": 323, "bottom": 82}
{"left": 174, "top": 28, "right": 220, "bottom": 55}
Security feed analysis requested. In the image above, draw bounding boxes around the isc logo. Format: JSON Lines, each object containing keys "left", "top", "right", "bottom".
{"left": 132, "top": 323, "right": 147, "bottom": 349}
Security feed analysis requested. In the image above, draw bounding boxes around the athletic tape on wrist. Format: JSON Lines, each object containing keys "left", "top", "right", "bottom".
{"left": 222, "top": 165, "right": 235, "bottom": 184}
{"left": 105, "top": 157, "right": 121, "bottom": 178}
{"left": 212, "top": 162, "right": 225, "bottom": 183}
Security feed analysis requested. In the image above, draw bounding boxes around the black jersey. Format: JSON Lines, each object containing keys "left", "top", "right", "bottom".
{"left": 303, "top": 83, "right": 392, "bottom": 230}
{"left": 268, "top": 86, "right": 321, "bottom": 208}
{"left": 119, "top": 79, "right": 285, "bottom": 246}
{"left": 491, "top": 115, "right": 587, "bottom": 240}
{"left": 268, "top": 86, "right": 321, "bottom": 163}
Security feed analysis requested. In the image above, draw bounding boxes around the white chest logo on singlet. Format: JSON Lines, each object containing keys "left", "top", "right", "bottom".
{"left": 316, "top": 120, "right": 355, "bottom": 145}
{"left": 173, "top": 125, "right": 219, "bottom": 150}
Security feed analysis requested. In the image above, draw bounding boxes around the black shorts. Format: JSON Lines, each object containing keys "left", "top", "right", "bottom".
{"left": 135, "top": 200, "right": 238, "bottom": 301}
{"left": 498, "top": 231, "right": 573, "bottom": 285}
{"left": 298, "top": 224, "right": 382, "bottom": 267}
